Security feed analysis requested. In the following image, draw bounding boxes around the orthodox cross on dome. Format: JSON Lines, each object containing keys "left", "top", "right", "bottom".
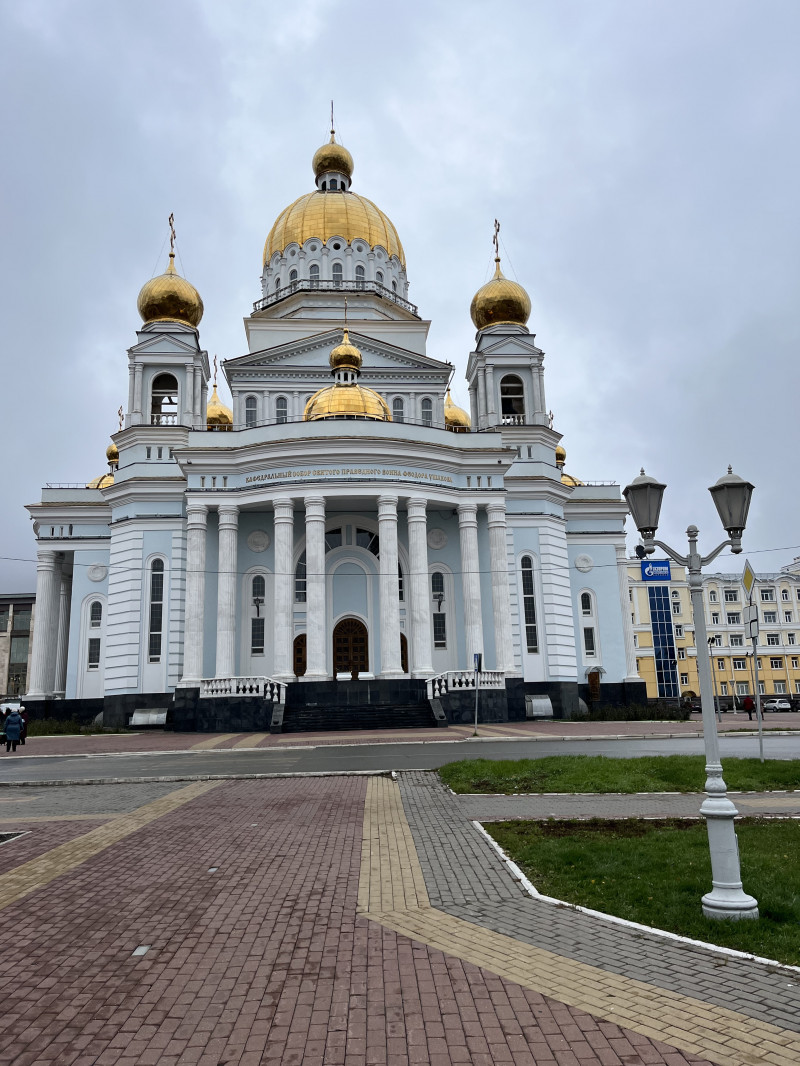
{"left": 330, "top": 99, "right": 335, "bottom": 141}
{"left": 168, "top": 212, "right": 176, "bottom": 254}
{"left": 343, "top": 293, "right": 348, "bottom": 330}
{"left": 493, "top": 218, "right": 500, "bottom": 261}
{"left": 213, "top": 354, "right": 218, "bottom": 387}
{"left": 548, "top": 410, "right": 554, "bottom": 429}
{"left": 118, "top": 405, "right": 124, "bottom": 432}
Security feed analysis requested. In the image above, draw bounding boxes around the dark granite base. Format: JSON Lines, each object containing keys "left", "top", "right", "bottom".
{"left": 505, "top": 679, "right": 581, "bottom": 721}
{"left": 171, "top": 689, "right": 275, "bottom": 733}
{"left": 285, "top": 678, "right": 428, "bottom": 709}
{"left": 18, "top": 694, "right": 172, "bottom": 731}
{"left": 576, "top": 680, "right": 650, "bottom": 710}
{"left": 439, "top": 688, "right": 508, "bottom": 725}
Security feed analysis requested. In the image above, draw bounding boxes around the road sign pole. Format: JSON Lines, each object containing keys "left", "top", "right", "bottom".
{"left": 752, "top": 634, "right": 764, "bottom": 763}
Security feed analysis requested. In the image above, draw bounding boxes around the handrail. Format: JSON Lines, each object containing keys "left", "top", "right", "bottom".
{"left": 200, "top": 676, "right": 285, "bottom": 702}
{"left": 426, "top": 669, "right": 505, "bottom": 699}
{"left": 199, "top": 412, "right": 466, "bottom": 434}
{"left": 253, "top": 278, "right": 419, "bottom": 317}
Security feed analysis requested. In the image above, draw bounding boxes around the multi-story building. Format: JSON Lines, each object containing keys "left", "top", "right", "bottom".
{"left": 629, "top": 558, "right": 800, "bottom": 704}
{"left": 0, "top": 594, "right": 35, "bottom": 698}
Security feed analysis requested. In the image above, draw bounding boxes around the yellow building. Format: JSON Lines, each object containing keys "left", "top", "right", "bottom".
{"left": 627, "top": 559, "right": 800, "bottom": 706}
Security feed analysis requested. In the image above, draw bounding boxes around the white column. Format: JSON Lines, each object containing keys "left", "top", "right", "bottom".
{"left": 407, "top": 497, "right": 433, "bottom": 677}
{"left": 468, "top": 385, "right": 477, "bottom": 429}
{"left": 53, "top": 573, "right": 73, "bottom": 698}
{"left": 215, "top": 505, "right": 239, "bottom": 678}
{"left": 193, "top": 366, "right": 202, "bottom": 425}
{"left": 378, "top": 495, "right": 403, "bottom": 677}
{"left": 133, "top": 364, "right": 144, "bottom": 425}
{"left": 486, "top": 503, "right": 515, "bottom": 674}
{"left": 616, "top": 543, "right": 641, "bottom": 681}
{"left": 180, "top": 504, "right": 207, "bottom": 685}
{"left": 272, "top": 497, "right": 294, "bottom": 681}
{"left": 183, "top": 366, "right": 194, "bottom": 426}
{"left": 485, "top": 364, "right": 496, "bottom": 424}
{"left": 458, "top": 502, "right": 484, "bottom": 663}
{"left": 304, "top": 495, "right": 327, "bottom": 679}
{"left": 26, "top": 550, "right": 62, "bottom": 699}
{"left": 477, "top": 367, "right": 487, "bottom": 429}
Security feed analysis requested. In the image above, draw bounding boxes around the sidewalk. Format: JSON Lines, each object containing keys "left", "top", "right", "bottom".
{"left": 17, "top": 711, "right": 800, "bottom": 759}
{"left": 0, "top": 775, "right": 797, "bottom": 1064}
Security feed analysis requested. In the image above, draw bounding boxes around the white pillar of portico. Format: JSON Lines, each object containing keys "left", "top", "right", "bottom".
{"left": 304, "top": 495, "right": 328, "bottom": 679}
{"left": 215, "top": 505, "right": 239, "bottom": 678}
{"left": 486, "top": 502, "right": 516, "bottom": 674}
{"left": 53, "top": 573, "right": 73, "bottom": 698}
{"left": 616, "top": 543, "right": 641, "bottom": 682}
{"left": 180, "top": 504, "right": 208, "bottom": 686}
{"left": 407, "top": 497, "right": 433, "bottom": 678}
{"left": 272, "top": 497, "right": 295, "bottom": 681}
{"left": 26, "top": 550, "right": 62, "bottom": 699}
{"left": 458, "top": 502, "right": 484, "bottom": 663}
{"left": 378, "top": 495, "right": 403, "bottom": 677}
{"left": 485, "top": 364, "right": 496, "bottom": 424}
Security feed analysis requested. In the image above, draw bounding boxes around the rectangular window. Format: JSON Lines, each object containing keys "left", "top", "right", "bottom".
{"left": 758, "top": 681, "right": 766, "bottom": 695}
{"left": 251, "top": 618, "right": 265, "bottom": 655}
{"left": 795, "top": 681, "right": 800, "bottom": 694}
{"left": 717, "top": 658, "right": 725, "bottom": 670}
{"left": 789, "top": 633, "right": 796, "bottom": 645}
{"left": 711, "top": 634, "right": 722, "bottom": 646}
{"left": 730, "top": 634, "right": 743, "bottom": 647}
{"left": 711, "top": 612, "right": 720, "bottom": 625}
{"left": 708, "top": 590, "right": 718, "bottom": 603}
{"left": 680, "top": 673, "right": 689, "bottom": 686}
{"left": 720, "top": 682, "right": 728, "bottom": 695}
{"left": 724, "top": 589, "right": 739, "bottom": 602}
{"left": 763, "top": 611, "right": 777, "bottom": 624}
{"left": 672, "top": 601, "right": 681, "bottom": 615}
{"left": 9, "top": 636, "right": 29, "bottom": 666}
{"left": 782, "top": 589, "right": 791, "bottom": 601}
{"left": 583, "top": 627, "right": 596, "bottom": 655}
{"left": 785, "top": 612, "right": 793, "bottom": 623}
{"left": 87, "top": 638, "right": 101, "bottom": 670}
{"left": 775, "top": 681, "right": 787, "bottom": 694}
{"left": 792, "top": 656, "right": 799, "bottom": 669}
{"left": 736, "top": 682, "right": 751, "bottom": 696}
{"left": 733, "top": 658, "right": 746, "bottom": 670}
{"left": 647, "top": 586, "right": 679, "bottom": 698}
{"left": 674, "top": 625, "right": 683, "bottom": 638}
{"left": 761, "top": 588, "right": 775, "bottom": 602}
{"left": 769, "top": 657, "right": 783, "bottom": 669}
{"left": 432, "top": 613, "right": 447, "bottom": 648}
{"left": 767, "top": 634, "right": 781, "bottom": 646}
{"left": 633, "top": 634, "right": 638, "bottom": 647}
{"left": 727, "top": 612, "right": 741, "bottom": 625}
{"left": 521, "top": 563, "right": 538, "bottom": 652}
{"left": 148, "top": 567, "right": 164, "bottom": 663}
{"left": 0, "top": 606, "right": 7, "bottom": 632}
{"left": 12, "top": 608, "right": 31, "bottom": 633}
{"left": 678, "top": 647, "right": 686, "bottom": 659}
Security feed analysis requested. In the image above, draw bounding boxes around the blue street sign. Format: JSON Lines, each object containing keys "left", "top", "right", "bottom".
{"left": 641, "top": 559, "right": 671, "bottom": 581}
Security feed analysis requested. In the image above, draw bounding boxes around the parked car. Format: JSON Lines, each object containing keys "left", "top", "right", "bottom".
{"left": 762, "top": 698, "right": 792, "bottom": 712}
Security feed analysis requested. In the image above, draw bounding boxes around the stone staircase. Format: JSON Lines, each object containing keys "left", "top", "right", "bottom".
{"left": 279, "top": 678, "right": 438, "bottom": 733}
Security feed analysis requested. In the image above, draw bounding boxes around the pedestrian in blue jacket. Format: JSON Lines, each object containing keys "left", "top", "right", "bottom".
{"left": 3, "top": 711, "right": 23, "bottom": 753}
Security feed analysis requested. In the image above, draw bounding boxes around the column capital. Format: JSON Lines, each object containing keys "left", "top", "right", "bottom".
{"left": 406, "top": 497, "right": 428, "bottom": 521}
{"left": 485, "top": 501, "right": 507, "bottom": 525}
{"left": 273, "top": 497, "right": 294, "bottom": 522}
{"left": 36, "top": 549, "right": 60, "bottom": 571}
{"left": 378, "top": 494, "right": 399, "bottom": 516}
{"left": 304, "top": 495, "right": 326, "bottom": 520}
{"left": 186, "top": 502, "right": 208, "bottom": 523}
{"left": 217, "top": 504, "right": 240, "bottom": 527}
{"left": 457, "top": 501, "right": 478, "bottom": 523}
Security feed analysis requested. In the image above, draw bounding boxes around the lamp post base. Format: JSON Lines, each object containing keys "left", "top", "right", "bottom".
{"left": 701, "top": 890, "right": 759, "bottom": 921}
{"left": 700, "top": 790, "right": 759, "bottom": 920}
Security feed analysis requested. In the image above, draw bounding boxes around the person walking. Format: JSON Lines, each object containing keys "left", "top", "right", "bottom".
{"left": 742, "top": 695, "right": 755, "bottom": 722}
{"left": 3, "top": 710, "right": 24, "bottom": 753}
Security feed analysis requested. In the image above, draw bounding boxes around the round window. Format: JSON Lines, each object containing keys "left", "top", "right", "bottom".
{"left": 333, "top": 242, "right": 341, "bottom": 250}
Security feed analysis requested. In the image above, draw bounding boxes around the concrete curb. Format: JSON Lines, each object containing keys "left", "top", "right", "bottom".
{"left": 0, "top": 770, "right": 407, "bottom": 788}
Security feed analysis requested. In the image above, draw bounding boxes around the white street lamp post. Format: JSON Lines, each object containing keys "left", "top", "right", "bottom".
{"left": 623, "top": 467, "right": 758, "bottom": 920}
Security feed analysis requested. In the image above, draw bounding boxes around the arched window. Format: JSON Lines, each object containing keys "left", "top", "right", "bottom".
{"left": 245, "top": 395, "right": 257, "bottom": 428}
{"left": 148, "top": 559, "right": 165, "bottom": 663}
{"left": 90, "top": 601, "right": 102, "bottom": 628}
{"left": 431, "top": 571, "right": 444, "bottom": 597}
{"left": 431, "top": 572, "right": 446, "bottom": 647}
{"left": 309, "top": 263, "right": 320, "bottom": 288}
{"left": 289, "top": 269, "right": 298, "bottom": 284}
{"left": 252, "top": 575, "right": 266, "bottom": 600}
{"left": 421, "top": 398, "right": 433, "bottom": 426}
{"left": 275, "top": 276, "right": 281, "bottom": 291}
{"left": 581, "top": 592, "right": 593, "bottom": 616}
{"left": 398, "top": 565, "right": 404, "bottom": 602}
{"left": 275, "top": 396, "right": 288, "bottom": 424}
{"left": 392, "top": 397, "right": 404, "bottom": 422}
{"left": 332, "top": 262, "right": 343, "bottom": 286}
{"left": 500, "top": 375, "right": 525, "bottom": 421}
{"left": 251, "top": 575, "right": 266, "bottom": 655}
{"left": 329, "top": 178, "right": 338, "bottom": 190}
{"left": 521, "top": 556, "right": 538, "bottom": 652}
{"left": 376, "top": 270, "right": 384, "bottom": 285}
{"left": 392, "top": 280, "right": 397, "bottom": 293}
{"left": 150, "top": 373, "right": 178, "bottom": 424}
{"left": 355, "top": 264, "right": 365, "bottom": 288}
{"left": 295, "top": 552, "right": 307, "bottom": 602}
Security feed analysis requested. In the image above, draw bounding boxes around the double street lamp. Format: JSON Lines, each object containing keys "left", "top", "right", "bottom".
{"left": 623, "top": 466, "right": 759, "bottom": 920}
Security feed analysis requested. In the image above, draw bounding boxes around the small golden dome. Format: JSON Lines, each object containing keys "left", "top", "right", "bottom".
{"left": 555, "top": 444, "right": 566, "bottom": 465}
{"left": 554, "top": 443, "right": 583, "bottom": 485}
{"left": 106, "top": 442, "right": 119, "bottom": 465}
{"left": 313, "top": 133, "right": 354, "bottom": 180}
{"left": 329, "top": 329, "right": 362, "bottom": 372}
{"left": 304, "top": 384, "right": 392, "bottom": 422}
{"left": 470, "top": 258, "right": 531, "bottom": 331}
{"left": 207, "top": 384, "right": 233, "bottom": 429}
{"left": 137, "top": 252, "right": 204, "bottom": 328}
{"left": 444, "top": 389, "right": 471, "bottom": 432}
{"left": 87, "top": 472, "right": 114, "bottom": 489}
{"left": 561, "top": 472, "right": 585, "bottom": 487}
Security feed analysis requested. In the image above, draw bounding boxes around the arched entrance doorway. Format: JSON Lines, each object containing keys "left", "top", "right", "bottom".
{"left": 333, "top": 618, "right": 368, "bottom": 679}
{"left": 293, "top": 634, "right": 306, "bottom": 677}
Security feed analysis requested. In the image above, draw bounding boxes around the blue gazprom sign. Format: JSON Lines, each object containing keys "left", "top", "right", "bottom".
{"left": 641, "top": 559, "right": 671, "bottom": 581}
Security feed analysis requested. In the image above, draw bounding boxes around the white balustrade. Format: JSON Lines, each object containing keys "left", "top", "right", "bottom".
{"left": 426, "top": 670, "right": 505, "bottom": 699}
{"left": 200, "top": 676, "right": 285, "bottom": 703}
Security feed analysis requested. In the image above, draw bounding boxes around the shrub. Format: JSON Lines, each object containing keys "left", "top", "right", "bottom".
{"left": 575, "top": 703, "right": 691, "bottom": 722}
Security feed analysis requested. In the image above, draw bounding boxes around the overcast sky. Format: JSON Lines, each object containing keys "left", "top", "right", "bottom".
{"left": 2, "top": 0, "right": 799, "bottom": 593}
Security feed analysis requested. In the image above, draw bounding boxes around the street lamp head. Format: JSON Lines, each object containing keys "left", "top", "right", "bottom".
{"left": 708, "top": 466, "right": 754, "bottom": 554}
{"left": 623, "top": 468, "right": 666, "bottom": 549}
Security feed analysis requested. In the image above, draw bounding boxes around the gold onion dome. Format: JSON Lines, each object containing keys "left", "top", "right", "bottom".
{"left": 137, "top": 252, "right": 204, "bottom": 328}
{"left": 555, "top": 444, "right": 584, "bottom": 486}
{"left": 106, "top": 441, "right": 119, "bottom": 465}
{"left": 329, "top": 329, "right": 362, "bottom": 371}
{"left": 312, "top": 133, "right": 354, "bottom": 180}
{"left": 470, "top": 258, "right": 531, "bottom": 331}
{"left": 555, "top": 444, "right": 567, "bottom": 464}
{"left": 304, "top": 385, "right": 391, "bottom": 421}
{"left": 87, "top": 438, "right": 117, "bottom": 489}
{"left": 444, "top": 389, "right": 471, "bottom": 432}
{"left": 206, "top": 384, "right": 233, "bottom": 429}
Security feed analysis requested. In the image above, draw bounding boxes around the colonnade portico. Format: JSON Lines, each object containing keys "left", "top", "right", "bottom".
{"left": 178, "top": 492, "right": 516, "bottom": 687}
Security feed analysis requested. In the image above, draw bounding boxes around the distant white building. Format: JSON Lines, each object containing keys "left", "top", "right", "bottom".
{"left": 25, "top": 130, "right": 644, "bottom": 728}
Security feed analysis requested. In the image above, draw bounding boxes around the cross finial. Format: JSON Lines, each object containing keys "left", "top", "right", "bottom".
{"left": 213, "top": 354, "right": 218, "bottom": 387}
{"left": 168, "top": 212, "right": 176, "bottom": 255}
{"left": 330, "top": 100, "right": 335, "bottom": 140}
{"left": 492, "top": 218, "right": 500, "bottom": 261}
{"left": 343, "top": 294, "right": 348, "bottom": 332}
{"left": 117, "top": 405, "right": 124, "bottom": 431}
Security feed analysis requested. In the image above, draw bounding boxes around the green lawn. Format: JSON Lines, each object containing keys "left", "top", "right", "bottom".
{"left": 486, "top": 818, "right": 800, "bottom": 966}
{"left": 440, "top": 754, "right": 800, "bottom": 794}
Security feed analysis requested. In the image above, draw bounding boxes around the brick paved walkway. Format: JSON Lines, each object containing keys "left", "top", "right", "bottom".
{"left": 0, "top": 774, "right": 796, "bottom": 1063}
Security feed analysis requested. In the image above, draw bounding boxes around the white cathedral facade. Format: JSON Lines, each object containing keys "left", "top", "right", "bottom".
{"left": 25, "top": 131, "right": 644, "bottom": 729}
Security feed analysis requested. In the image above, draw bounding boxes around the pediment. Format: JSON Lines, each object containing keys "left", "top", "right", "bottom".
{"left": 474, "top": 334, "right": 543, "bottom": 358}
{"left": 226, "top": 330, "right": 451, "bottom": 377}
{"left": 129, "top": 332, "right": 202, "bottom": 357}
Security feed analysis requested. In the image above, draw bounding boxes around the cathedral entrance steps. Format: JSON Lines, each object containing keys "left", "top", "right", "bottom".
{"left": 280, "top": 703, "right": 437, "bottom": 733}
{"left": 280, "top": 678, "right": 435, "bottom": 733}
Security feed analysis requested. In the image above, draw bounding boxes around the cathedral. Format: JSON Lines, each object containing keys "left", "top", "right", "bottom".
{"left": 24, "top": 129, "right": 644, "bottom": 729}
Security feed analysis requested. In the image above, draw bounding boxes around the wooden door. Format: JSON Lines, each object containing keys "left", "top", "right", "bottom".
{"left": 293, "top": 634, "right": 306, "bottom": 677}
{"left": 333, "top": 618, "right": 369, "bottom": 679}
{"left": 587, "top": 669, "right": 601, "bottom": 701}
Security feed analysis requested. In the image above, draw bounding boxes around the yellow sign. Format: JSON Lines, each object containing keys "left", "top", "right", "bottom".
{"left": 742, "top": 559, "right": 756, "bottom": 600}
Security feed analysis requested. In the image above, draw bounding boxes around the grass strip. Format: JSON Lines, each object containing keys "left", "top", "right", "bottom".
{"left": 440, "top": 754, "right": 800, "bottom": 794}
{"left": 486, "top": 817, "right": 800, "bottom": 966}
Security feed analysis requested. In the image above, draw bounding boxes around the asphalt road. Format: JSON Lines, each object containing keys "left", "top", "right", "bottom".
{"left": 1, "top": 732, "right": 799, "bottom": 784}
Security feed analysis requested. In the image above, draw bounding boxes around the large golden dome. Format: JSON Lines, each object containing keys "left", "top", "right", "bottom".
{"left": 444, "top": 389, "right": 471, "bottom": 432}
{"left": 304, "top": 384, "right": 391, "bottom": 421}
{"left": 264, "top": 191, "right": 405, "bottom": 268}
{"left": 137, "top": 253, "right": 204, "bottom": 328}
{"left": 312, "top": 134, "right": 354, "bottom": 180}
{"left": 470, "top": 258, "right": 531, "bottom": 331}
{"left": 207, "top": 384, "right": 233, "bottom": 429}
